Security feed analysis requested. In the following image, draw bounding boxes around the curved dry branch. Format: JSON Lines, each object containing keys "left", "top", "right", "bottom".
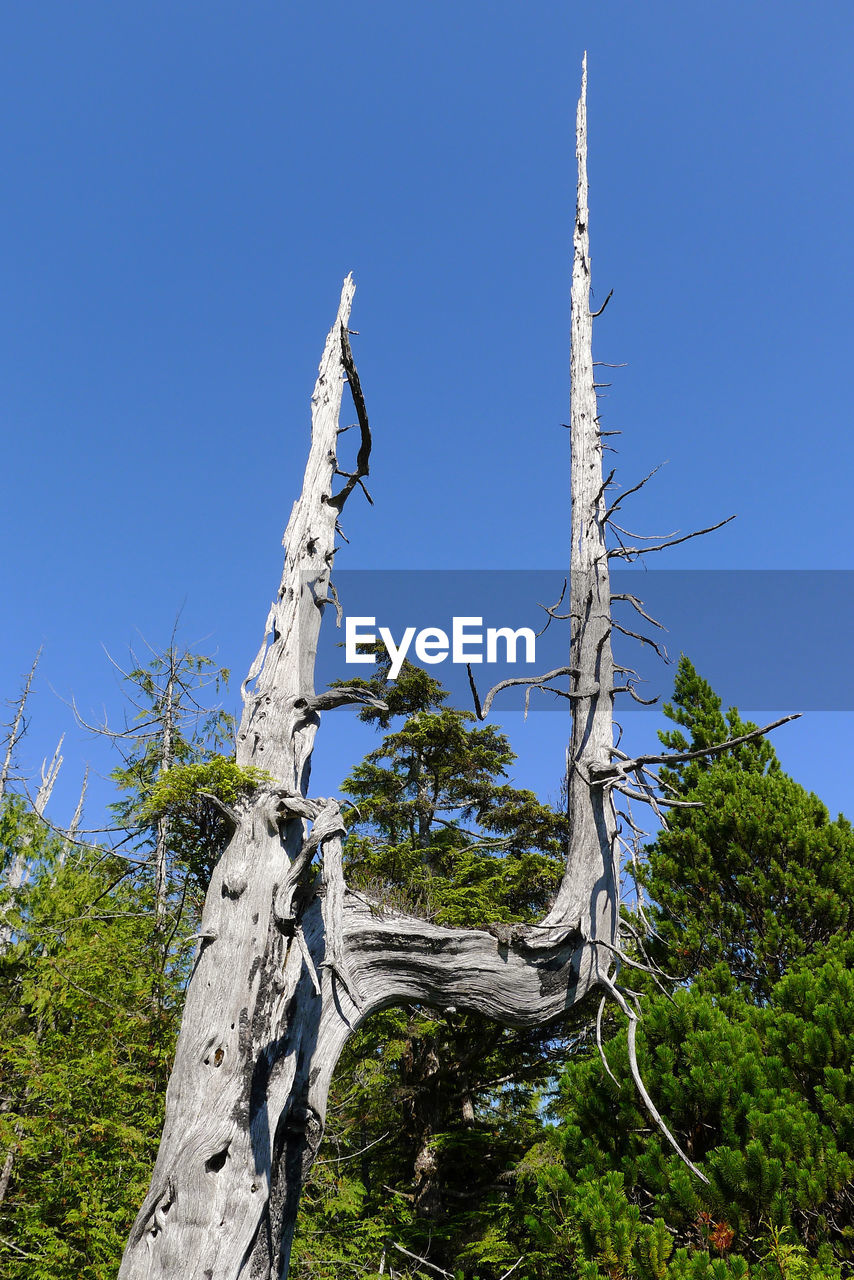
{"left": 608, "top": 514, "right": 736, "bottom": 560}
{"left": 341, "top": 895, "right": 594, "bottom": 1026}
{"left": 615, "top": 993, "right": 710, "bottom": 1185}
{"left": 611, "top": 620, "right": 670, "bottom": 664}
{"left": 305, "top": 686, "right": 389, "bottom": 713}
{"left": 605, "top": 714, "right": 800, "bottom": 778}
{"left": 610, "top": 593, "right": 667, "bottom": 631}
{"left": 603, "top": 462, "right": 665, "bottom": 522}
{"left": 467, "top": 663, "right": 590, "bottom": 721}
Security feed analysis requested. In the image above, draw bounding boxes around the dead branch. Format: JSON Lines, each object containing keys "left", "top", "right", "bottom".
{"left": 0, "top": 648, "right": 41, "bottom": 804}
{"left": 331, "top": 326, "right": 372, "bottom": 510}
{"left": 600, "top": 976, "right": 710, "bottom": 1185}
{"left": 604, "top": 463, "right": 665, "bottom": 521}
{"left": 314, "top": 1131, "right": 390, "bottom": 1167}
{"left": 613, "top": 714, "right": 800, "bottom": 774}
{"left": 608, "top": 515, "right": 736, "bottom": 560}
{"left": 610, "top": 593, "right": 667, "bottom": 631}
{"left": 611, "top": 620, "right": 670, "bottom": 663}
{"left": 305, "top": 686, "right": 389, "bottom": 714}
{"left": 467, "top": 664, "right": 593, "bottom": 720}
{"left": 590, "top": 288, "right": 614, "bottom": 318}
{"left": 197, "top": 792, "right": 240, "bottom": 830}
{"left": 535, "top": 579, "right": 571, "bottom": 637}
{"left": 391, "top": 1243, "right": 453, "bottom": 1279}
{"left": 614, "top": 785, "right": 702, "bottom": 809}
{"left": 596, "top": 995, "right": 619, "bottom": 1085}
{"left": 608, "top": 521, "right": 679, "bottom": 541}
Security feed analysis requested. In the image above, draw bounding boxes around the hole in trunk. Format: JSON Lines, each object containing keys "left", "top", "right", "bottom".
{"left": 205, "top": 1146, "right": 229, "bottom": 1174}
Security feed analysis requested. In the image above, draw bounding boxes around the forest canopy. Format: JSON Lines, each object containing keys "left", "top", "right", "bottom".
{"left": 1, "top": 654, "right": 852, "bottom": 1280}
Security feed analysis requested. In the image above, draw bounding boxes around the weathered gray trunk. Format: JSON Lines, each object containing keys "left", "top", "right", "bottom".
{"left": 120, "top": 64, "right": 619, "bottom": 1280}
{"left": 0, "top": 727, "right": 63, "bottom": 950}
{"left": 154, "top": 674, "right": 175, "bottom": 927}
{"left": 541, "top": 53, "right": 618, "bottom": 965}
{"left": 0, "top": 649, "right": 40, "bottom": 806}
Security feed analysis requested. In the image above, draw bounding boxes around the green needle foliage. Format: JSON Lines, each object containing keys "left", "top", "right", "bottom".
{"left": 534, "top": 659, "right": 854, "bottom": 1279}
{"left": 0, "top": 639, "right": 238, "bottom": 1277}
{"left": 140, "top": 756, "right": 271, "bottom": 889}
{"left": 0, "top": 805, "right": 180, "bottom": 1279}
{"left": 646, "top": 657, "right": 854, "bottom": 1001}
{"left": 5, "top": 652, "right": 854, "bottom": 1280}
{"left": 107, "top": 642, "right": 235, "bottom": 896}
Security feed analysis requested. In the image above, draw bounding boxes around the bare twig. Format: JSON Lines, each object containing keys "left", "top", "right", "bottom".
{"left": 600, "top": 976, "right": 710, "bottom": 1185}
{"left": 608, "top": 515, "right": 736, "bottom": 560}
{"left": 611, "top": 594, "right": 667, "bottom": 631}
{"left": 468, "top": 665, "right": 594, "bottom": 720}
{"left": 614, "top": 714, "right": 800, "bottom": 774}
{"left": 315, "top": 1131, "right": 390, "bottom": 1166}
{"left": 391, "top": 1243, "right": 453, "bottom": 1279}
{"left": 590, "top": 288, "right": 614, "bottom": 318}
{"left": 611, "top": 620, "right": 670, "bottom": 663}
{"left": 604, "top": 463, "right": 665, "bottom": 522}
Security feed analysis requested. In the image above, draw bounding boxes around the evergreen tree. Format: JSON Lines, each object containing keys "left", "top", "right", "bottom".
{"left": 105, "top": 641, "right": 235, "bottom": 900}
{"left": 534, "top": 660, "right": 854, "bottom": 1279}
{"left": 0, "top": 808, "right": 181, "bottom": 1279}
{"left": 8, "top": 650, "right": 854, "bottom": 1279}
{"left": 0, "top": 641, "right": 249, "bottom": 1277}
{"left": 646, "top": 657, "right": 854, "bottom": 1000}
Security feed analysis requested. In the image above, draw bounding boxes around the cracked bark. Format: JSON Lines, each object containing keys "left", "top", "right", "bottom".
{"left": 119, "top": 61, "right": 619, "bottom": 1280}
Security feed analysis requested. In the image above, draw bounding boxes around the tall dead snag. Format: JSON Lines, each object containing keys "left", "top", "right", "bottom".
{"left": 121, "top": 64, "right": 790, "bottom": 1280}
{"left": 541, "top": 52, "right": 618, "bottom": 969}
{"left": 118, "top": 275, "right": 380, "bottom": 1279}
{"left": 0, "top": 649, "right": 40, "bottom": 806}
{"left": 0, "top": 653, "right": 62, "bottom": 951}
{"left": 116, "top": 77, "right": 620, "bottom": 1280}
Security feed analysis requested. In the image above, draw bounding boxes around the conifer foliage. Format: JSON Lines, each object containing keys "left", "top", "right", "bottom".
{"left": 0, "top": 645, "right": 233, "bottom": 1277}
{"left": 3, "top": 654, "right": 854, "bottom": 1278}
{"left": 647, "top": 658, "right": 854, "bottom": 1000}
{"left": 536, "top": 659, "right": 854, "bottom": 1279}
{"left": 0, "top": 807, "right": 179, "bottom": 1278}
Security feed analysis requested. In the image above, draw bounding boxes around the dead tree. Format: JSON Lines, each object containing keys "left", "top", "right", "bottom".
{"left": 0, "top": 653, "right": 64, "bottom": 950}
{"left": 119, "top": 61, "right": 791, "bottom": 1280}
{"left": 0, "top": 649, "right": 40, "bottom": 806}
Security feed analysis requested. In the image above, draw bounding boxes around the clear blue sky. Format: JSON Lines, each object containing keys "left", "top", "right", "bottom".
{"left": 2, "top": 2, "right": 852, "bottom": 831}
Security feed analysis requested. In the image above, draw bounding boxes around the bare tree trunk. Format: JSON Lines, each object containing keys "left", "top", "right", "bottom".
{"left": 119, "top": 277, "right": 371, "bottom": 1280}
{"left": 154, "top": 668, "right": 175, "bottom": 927}
{"left": 0, "top": 649, "right": 40, "bottom": 805}
{"left": 59, "top": 763, "right": 90, "bottom": 867}
{"left": 34, "top": 736, "right": 64, "bottom": 818}
{"left": 120, "top": 65, "right": 621, "bottom": 1280}
{"left": 541, "top": 52, "right": 618, "bottom": 964}
{"left": 0, "top": 1136, "right": 17, "bottom": 1210}
{"left": 0, "top": 732, "right": 64, "bottom": 952}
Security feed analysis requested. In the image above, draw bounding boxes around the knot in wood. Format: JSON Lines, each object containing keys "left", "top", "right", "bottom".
{"left": 485, "top": 922, "right": 520, "bottom": 947}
